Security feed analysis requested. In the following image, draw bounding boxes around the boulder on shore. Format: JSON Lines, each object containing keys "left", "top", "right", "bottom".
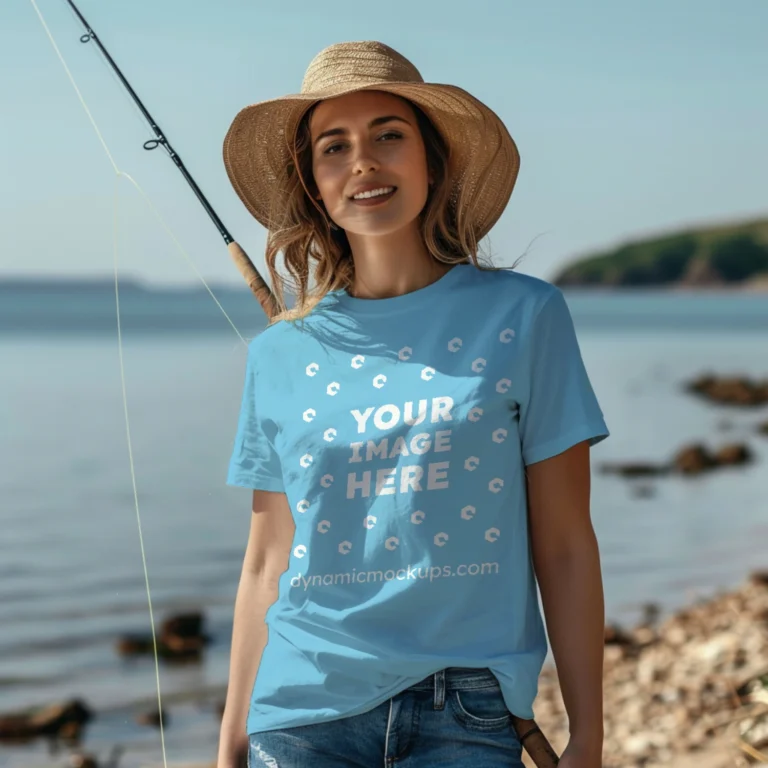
{"left": 673, "top": 444, "right": 718, "bottom": 474}
{"left": 600, "top": 441, "right": 753, "bottom": 479}
{"left": 0, "top": 699, "right": 92, "bottom": 743}
{"left": 685, "top": 374, "right": 768, "bottom": 407}
{"left": 598, "top": 462, "right": 669, "bottom": 478}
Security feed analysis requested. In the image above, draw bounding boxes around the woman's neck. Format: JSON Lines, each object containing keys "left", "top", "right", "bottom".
{"left": 345, "top": 225, "right": 452, "bottom": 300}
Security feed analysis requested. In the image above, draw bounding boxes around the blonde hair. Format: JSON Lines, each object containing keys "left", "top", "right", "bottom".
{"left": 263, "top": 96, "right": 494, "bottom": 324}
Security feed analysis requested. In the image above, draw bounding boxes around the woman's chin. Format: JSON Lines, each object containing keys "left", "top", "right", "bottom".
{"left": 341, "top": 213, "right": 422, "bottom": 239}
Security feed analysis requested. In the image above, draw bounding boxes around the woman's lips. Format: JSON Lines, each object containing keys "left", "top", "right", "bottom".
{"left": 349, "top": 188, "right": 397, "bottom": 207}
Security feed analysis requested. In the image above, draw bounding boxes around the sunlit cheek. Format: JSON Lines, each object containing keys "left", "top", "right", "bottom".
{"left": 313, "top": 165, "right": 343, "bottom": 209}
{"left": 394, "top": 150, "right": 428, "bottom": 191}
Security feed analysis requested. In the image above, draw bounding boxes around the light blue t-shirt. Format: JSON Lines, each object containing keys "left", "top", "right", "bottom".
{"left": 227, "top": 263, "right": 608, "bottom": 734}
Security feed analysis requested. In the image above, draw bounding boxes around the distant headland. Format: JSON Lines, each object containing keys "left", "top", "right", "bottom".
{"left": 553, "top": 216, "right": 768, "bottom": 289}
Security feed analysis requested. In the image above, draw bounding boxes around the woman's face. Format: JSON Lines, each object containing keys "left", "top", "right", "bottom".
{"left": 309, "top": 90, "right": 431, "bottom": 237}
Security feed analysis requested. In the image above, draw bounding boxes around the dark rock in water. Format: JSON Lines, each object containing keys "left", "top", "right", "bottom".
{"left": 599, "top": 462, "right": 669, "bottom": 477}
{"left": 757, "top": 420, "right": 768, "bottom": 436}
{"left": 685, "top": 374, "right": 768, "bottom": 407}
{"left": 116, "top": 633, "right": 207, "bottom": 660}
{"left": 136, "top": 708, "right": 168, "bottom": 728}
{"left": 673, "top": 444, "right": 717, "bottom": 475}
{"left": 116, "top": 611, "right": 210, "bottom": 661}
{"left": 714, "top": 443, "right": 753, "bottom": 467}
{"left": 161, "top": 612, "right": 203, "bottom": 638}
{"left": 603, "top": 439, "right": 755, "bottom": 484}
{"left": 601, "top": 436, "right": 757, "bottom": 487}
{"left": 161, "top": 611, "right": 210, "bottom": 659}
{"left": 115, "top": 636, "right": 153, "bottom": 656}
{"left": 673, "top": 442, "right": 751, "bottom": 473}
{"left": 0, "top": 699, "right": 93, "bottom": 743}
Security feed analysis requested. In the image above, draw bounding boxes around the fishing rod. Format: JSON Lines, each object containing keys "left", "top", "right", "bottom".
{"left": 64, "top": 0, "right": 278, "bottom": 320}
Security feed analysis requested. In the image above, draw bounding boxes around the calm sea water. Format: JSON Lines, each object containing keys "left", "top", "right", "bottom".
{"left": 1, "top": 290, "right": 767, "bottom": 767}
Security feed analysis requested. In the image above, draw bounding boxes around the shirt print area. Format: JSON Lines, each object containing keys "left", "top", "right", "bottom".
{"left": 284, "top": 327, "right": 523, "bottom": 595}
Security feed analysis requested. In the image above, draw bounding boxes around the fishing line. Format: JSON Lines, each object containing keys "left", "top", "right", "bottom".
{"left": 111, "top": 178, "right": 169, "bottom": 768}
{"left": 27, "top": 1, "right": 253, "bottom": 765}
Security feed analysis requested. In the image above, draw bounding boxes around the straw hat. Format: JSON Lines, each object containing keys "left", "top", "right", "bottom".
{"left": 223, "top": 41, "right": 519, "bottom": 240}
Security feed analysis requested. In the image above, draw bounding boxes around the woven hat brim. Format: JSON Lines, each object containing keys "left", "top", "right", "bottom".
{"left": 223, "top": 81, "right": 519, "bottom": 240}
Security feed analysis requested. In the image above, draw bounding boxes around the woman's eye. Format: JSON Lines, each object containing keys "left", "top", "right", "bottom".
{"left": 321, "top": 132, "right": 401, "bottom": 155}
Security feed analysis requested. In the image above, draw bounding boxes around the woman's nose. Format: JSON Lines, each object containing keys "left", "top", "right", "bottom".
{"left": 351, "top": 145, "right": 380, "bottom": 175}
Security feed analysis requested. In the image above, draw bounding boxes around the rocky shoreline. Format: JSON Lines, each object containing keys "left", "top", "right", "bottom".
{"left": 525, "top": 571, "right": 768, "bottom": 768}
{"left": 2, "top": 573, "right": 766, "bottom": 768}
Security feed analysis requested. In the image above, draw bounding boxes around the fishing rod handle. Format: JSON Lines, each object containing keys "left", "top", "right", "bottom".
{"left": 512, "top": 716, "right": 560, "bottom": 767}
{"left": 228, "top": 242, "right": 279, "bottom": 321}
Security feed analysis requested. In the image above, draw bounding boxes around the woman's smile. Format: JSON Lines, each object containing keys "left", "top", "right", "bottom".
{"left": 349, "top": 186, "right": 398, "bottom": 207}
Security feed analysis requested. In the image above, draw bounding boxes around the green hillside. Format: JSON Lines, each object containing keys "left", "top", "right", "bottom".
{"left": 553, "top": 217, "right": 768, "bottom": 288}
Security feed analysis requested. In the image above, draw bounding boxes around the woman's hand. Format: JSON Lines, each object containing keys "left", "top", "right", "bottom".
{"left": 217, "top": 729, "right": 248, "bottom": 768}
{"left": 557, "top": 738, "right": 603, "bottom": 768}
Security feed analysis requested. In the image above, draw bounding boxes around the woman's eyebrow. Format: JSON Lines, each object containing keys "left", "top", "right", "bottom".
{"left": 313, "top": 115, "right": 411, "bottom": 145}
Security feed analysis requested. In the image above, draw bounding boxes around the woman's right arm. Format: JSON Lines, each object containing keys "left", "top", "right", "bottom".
{"left": 217, "top": 490, "right": 295, "bottom": 768}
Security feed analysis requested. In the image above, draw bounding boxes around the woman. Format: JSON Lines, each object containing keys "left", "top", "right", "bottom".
{"left": 218, "top": 41, "right": 608, "bottom": 768}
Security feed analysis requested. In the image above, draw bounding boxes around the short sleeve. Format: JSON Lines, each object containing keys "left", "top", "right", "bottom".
{"left": 226, "top": 342, "right": 285, "bottom": 491}
{"left": 519, "top": 288, "right": 609, "bottom": 466}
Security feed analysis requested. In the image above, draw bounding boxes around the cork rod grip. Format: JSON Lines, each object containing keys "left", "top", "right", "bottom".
{"left": 228, "top": 241, "right": 279, "bottom": 320}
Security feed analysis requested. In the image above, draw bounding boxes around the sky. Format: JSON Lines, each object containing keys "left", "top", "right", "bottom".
{"left": 2, "top": 0, "right": 767, "bottom": 287}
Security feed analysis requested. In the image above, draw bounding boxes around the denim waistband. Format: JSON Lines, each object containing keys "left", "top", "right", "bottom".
{"left": 407, "top": 667, "right": 500, "bottom": 692}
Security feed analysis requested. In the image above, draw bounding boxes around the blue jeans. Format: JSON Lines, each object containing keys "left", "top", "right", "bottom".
{"left": 247, "top": 667, "right": 524, "bottom": 767}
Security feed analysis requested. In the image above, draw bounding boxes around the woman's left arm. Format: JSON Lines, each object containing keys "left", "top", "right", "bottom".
{"left": 526, "top": 440, "right": 605, "bottom": 766}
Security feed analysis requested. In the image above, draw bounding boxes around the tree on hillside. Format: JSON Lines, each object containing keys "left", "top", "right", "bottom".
{"left": 709, "top": 235, "right": 768, "bottom": 282}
